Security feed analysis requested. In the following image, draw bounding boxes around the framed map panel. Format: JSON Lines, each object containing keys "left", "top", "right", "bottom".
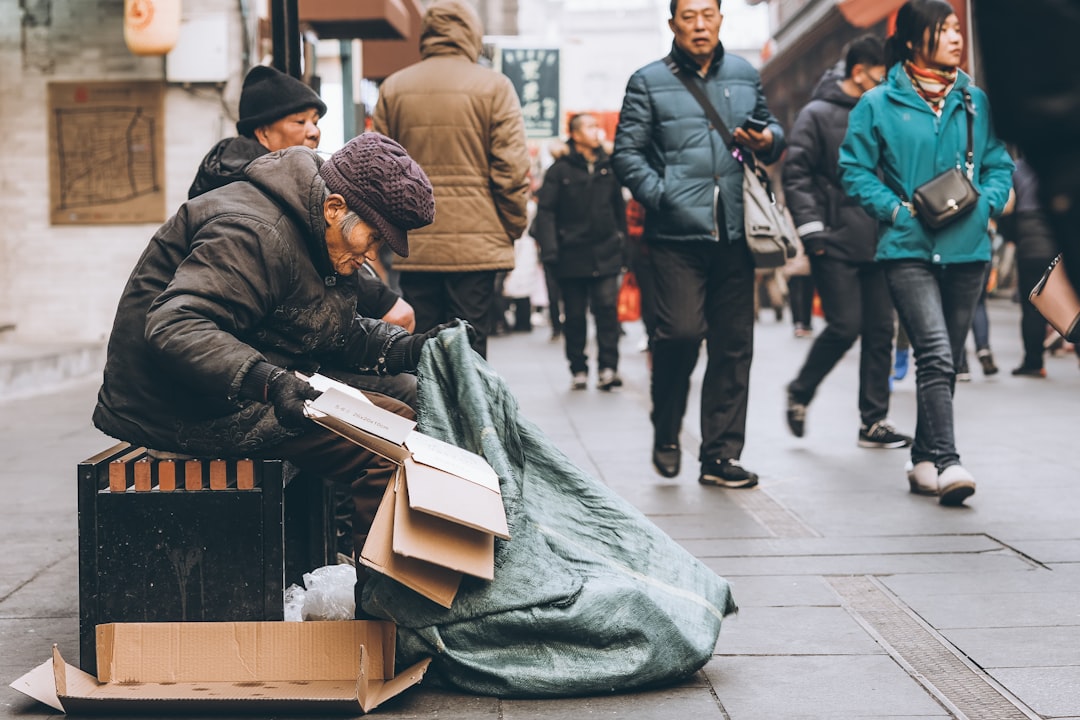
{"left": 48, "top": 81, "right": 165, "bottom": 225}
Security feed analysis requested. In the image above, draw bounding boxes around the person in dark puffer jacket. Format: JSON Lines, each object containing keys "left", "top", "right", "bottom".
{"left": 533, "top": 114, "right": 628, "bottom": 392}
{"left": 612, "top": 0, "right": 785, "bottom": 490}
{"left": 94, "top": 133, "right": 466, "bottom": 584}
{"left": 782, "top": 35, "right": 913, "bottom": 453}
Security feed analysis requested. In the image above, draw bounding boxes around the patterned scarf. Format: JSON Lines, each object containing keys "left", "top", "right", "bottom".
{"left": 904, "top": 61, "right": 957, "bottom": 114}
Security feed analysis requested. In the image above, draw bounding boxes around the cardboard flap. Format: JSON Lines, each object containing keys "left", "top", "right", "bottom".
{"left": 308, "top": 387, "right": 416, "bottom": 445}
{"left": 404, "top": 458, "right": 510, "bottom": 539}
{"left": 370, "top": 658, "right": 432, "bottom": 711}
{"left": 393, "top": 470, "right": 495, "bottom": 579}
{"left": 360, "top": 472, "right": 462, "bottom": 608}
{"left": 405, "top": 432, "right": 500, "bottom": 491}
{"left": 9, "top": 653, "right": 63, "bottom": 712}
{"left": 307, "top": 411, "right": 412, "bottom": 464}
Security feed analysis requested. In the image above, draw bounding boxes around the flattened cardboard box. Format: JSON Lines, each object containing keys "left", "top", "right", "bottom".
{"left": 304, "top": 380, "right": 509, "bottom": 607}
{"left": 10, "top": 621, "right": 430, "bottom": 715}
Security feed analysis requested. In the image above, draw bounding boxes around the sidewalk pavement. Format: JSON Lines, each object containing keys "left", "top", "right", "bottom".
{"left": 2, "top": 296, "right": 1079, "bottom": 719}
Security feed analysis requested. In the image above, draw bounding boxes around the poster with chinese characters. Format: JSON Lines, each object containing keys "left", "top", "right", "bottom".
{"left": 499, "top": 48, "right": 560, "bottom": 139}
{"left": 47, "top": 81, "right": 165, "bottom": 225}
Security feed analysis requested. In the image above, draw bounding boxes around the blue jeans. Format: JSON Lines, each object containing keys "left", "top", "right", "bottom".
{"left": 883, "top": 260, "right": 988, "bottom": 470}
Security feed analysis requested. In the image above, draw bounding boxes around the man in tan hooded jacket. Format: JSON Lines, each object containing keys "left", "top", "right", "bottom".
{"left": 374, "top": 0, "right": 530, "bottom": 358}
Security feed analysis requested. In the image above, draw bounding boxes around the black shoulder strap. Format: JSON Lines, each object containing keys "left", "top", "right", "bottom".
{"left": 663, "top": 54, "right": 735, "bottom": 149}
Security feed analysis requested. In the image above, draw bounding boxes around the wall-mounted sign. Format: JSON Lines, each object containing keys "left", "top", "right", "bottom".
{"left": 47, "top": 81, "right": 165, "bottom": 225}
{"left": 500, "top": 48, "right": 560, "bottom": 139}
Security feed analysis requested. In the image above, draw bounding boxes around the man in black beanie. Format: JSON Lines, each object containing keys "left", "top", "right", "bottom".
{"left": 189, "top": 65, "right": 327, "bottom": 199}
{"left": 95, "top": 134, "right": 469, "bottom": 604}
{"left": 189, "top": 65, "right": 417, "bottom": 392}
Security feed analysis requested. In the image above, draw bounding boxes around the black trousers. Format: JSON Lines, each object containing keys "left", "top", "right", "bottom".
{"left": 789, "top": 256, "right": 895, "bottom": 426}
{"left": 788, "top": 274, "right": 815, "bottom": 327}
{"left": 649, "top": 240, "right": 755, "bottom": 463}
{"left": 559, "top": 274, "right": 620, "bottom": 374}
{"left": 400, "top": 270, "right": 496, "bottom": 359}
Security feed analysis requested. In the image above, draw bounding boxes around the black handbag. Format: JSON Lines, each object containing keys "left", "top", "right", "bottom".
{"left": 910, "top": 90, "right": 979, "bottom": 230}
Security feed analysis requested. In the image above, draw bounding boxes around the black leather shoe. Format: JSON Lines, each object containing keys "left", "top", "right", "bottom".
{"left": 652, "top": 444, "right": 681, "bottom": 478}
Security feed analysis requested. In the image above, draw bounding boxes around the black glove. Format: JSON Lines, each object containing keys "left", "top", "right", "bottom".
{"left": 265, "top": 368, "right": 322, "bottom": 428}
{"left": 383, "top": 319, "right": 475, "bottom": 374}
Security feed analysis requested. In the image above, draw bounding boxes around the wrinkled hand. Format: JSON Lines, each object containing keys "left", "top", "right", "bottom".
{"left": 384, "top": 319, "right": 477, "bottom": 374}
{"left": 266, "top": 370, "right": 322, "bottom": 428}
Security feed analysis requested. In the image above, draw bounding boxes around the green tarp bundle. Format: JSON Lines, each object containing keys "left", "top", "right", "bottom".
{"left": 363, "top": 326, "right": 736, "bottom": 697}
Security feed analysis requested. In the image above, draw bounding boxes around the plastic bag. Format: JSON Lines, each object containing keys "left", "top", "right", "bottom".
{"left": 617, "top": 271, "right": 641, "bottom": 322}
{"left": 282, "top": 564, "right": 356, "bottom": 621}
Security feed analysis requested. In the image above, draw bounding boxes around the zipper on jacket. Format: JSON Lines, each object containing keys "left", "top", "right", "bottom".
{"left": 713, "top": 184, "right": 721, "bottom": 239}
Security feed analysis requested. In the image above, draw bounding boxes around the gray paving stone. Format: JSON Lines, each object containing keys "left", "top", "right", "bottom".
{"left": 0, "top": 552, "right": 77, "bottom": 619}
{"left": 702, "top": 549, "right": 1033, "bottom": 577}
{"left": 1005, "top": 539, "right": 1080, "bottom": 564}
{"left": 716, "top": 606, "right": 884, "bottom": 656}
{"left": 648, "top": 511, "right": 775, "bottom": 540}
{"left": 902, "top": 590, "right": 1080, "bottom": 630}
{"left": 881, "top": 567, "right": 1080, "bottom": 597}
{"left": 373, "top": 688, "right": 501, "bottom": 719}
{"left": 684, "top": 534, "right": 1002, "bottom": 558}
{"left": 722, "top": 575, "right": 841, "bottom": 608}
{"left": 503, "top": 685, "right": 725, "bottom": 719}
{"left": 943, "top": 625, "right": 1080, "bottom": 668}
{"left": 704, "top": 655, "right": 946, "bottom": 719}
{"left": 988, "top": 667, "right": 1080, "bottom": 718}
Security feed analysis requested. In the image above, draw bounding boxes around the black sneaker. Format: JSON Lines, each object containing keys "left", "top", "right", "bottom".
{"left": 597, "top": 368, "right": 623, "bottom": 391}
{"left": 977, "top": 349, "right": 999, "bottom": 376}
{"left": 786, "top": 385, "right": 807, "bottom": 438}
{"left": 858, "top": 420, "right": 913, "bottom": 449}
{"left": 652, "top": 444, "right": 681, "bottom": 478}
{"left": 699, "top": 459, "right": 759, "bottom": 488}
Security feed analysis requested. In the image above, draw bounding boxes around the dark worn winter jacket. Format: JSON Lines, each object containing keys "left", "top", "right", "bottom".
{"left": 187, "top": 135, "right": 399, "bottom": 319}
{"left": 188, "top": 135, "right": 268, "bottom": 200}
{"left": 782, "top": 76, "right": 878, "bottom": 263}
{"left": 94, "top": 147, "right": 407, "bottom": 456}
{"left": 533, "top": 144, "right": 627, "bottom": 279}
{"left": 612, "top": 42, "right": 784, "bottom": 245}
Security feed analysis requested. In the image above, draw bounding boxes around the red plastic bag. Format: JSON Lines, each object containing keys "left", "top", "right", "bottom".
{"left": 617, "top": 272, "right": 642, "bottom": 323}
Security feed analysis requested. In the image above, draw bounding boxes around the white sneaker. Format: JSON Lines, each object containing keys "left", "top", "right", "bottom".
{"left": 570, "top": 372, "right": 587, "bottom": 391}
{"left": 938, "top": 465, "right": 976, "bottom": 506}
{"left": 904, "top": 461, "right": 939, "bottom": 496}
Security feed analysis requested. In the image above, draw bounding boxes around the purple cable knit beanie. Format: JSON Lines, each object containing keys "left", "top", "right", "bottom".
{"left": 318, "top": 133, "right": 434, "bottom": 257}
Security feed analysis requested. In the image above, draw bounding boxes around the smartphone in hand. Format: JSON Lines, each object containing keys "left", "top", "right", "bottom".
{"left": 742, "top": 117, "right": 768, "bottom": 134}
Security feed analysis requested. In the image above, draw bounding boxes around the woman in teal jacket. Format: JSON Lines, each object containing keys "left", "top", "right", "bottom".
{"left": 839, "top": 0, "right": 1013, "bottom": 506}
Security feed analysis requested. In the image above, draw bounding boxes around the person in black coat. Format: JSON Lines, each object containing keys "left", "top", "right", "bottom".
{"left": 781, "top": 35, "right": 914, "bottom": 452}
{"left": 533, "top": 114, "right": 628, "bottom": 391}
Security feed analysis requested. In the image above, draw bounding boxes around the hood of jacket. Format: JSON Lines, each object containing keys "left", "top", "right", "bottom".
{"left": 811, "top": 72, "right": 859, "bottom": 110}
{"left": 420, "top": 0, "right": 482, "bottom": 61}
{"left": 188, "top": 135, "right": 268, "bottom": 200}
{"left": 243, "top": 146, "right": 337, "bottom": 282}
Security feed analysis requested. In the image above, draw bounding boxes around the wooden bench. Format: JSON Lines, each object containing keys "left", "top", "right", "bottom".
{"left": 77, "top": 443, "right": 336, "bottom": 674}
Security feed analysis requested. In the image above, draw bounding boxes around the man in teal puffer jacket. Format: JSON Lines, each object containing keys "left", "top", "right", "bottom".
{"left": 612, "top": 0, "right": 784, "bottom": 489}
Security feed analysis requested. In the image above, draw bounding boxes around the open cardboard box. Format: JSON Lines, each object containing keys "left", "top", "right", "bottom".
{"left": 304, "top": 377, "right": 509, "bottom": 608}
{"left": 10, "top": 621, "right": 430, "bottom": 715}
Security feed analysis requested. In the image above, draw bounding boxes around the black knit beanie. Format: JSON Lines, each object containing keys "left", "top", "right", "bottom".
{"left": 236, "top": 66, "right": 328, "bottom": 137}
{"left": 319, "top": 133, "right": 435, "bottom": 258}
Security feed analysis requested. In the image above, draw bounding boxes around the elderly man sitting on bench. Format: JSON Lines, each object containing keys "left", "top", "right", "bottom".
{"left": 93, "top": 133, "right": 462, "bottom": 606}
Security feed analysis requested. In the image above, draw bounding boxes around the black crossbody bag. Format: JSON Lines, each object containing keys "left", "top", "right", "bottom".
{"left": 910, "top": 89, "right": 980, "bottom": 230}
